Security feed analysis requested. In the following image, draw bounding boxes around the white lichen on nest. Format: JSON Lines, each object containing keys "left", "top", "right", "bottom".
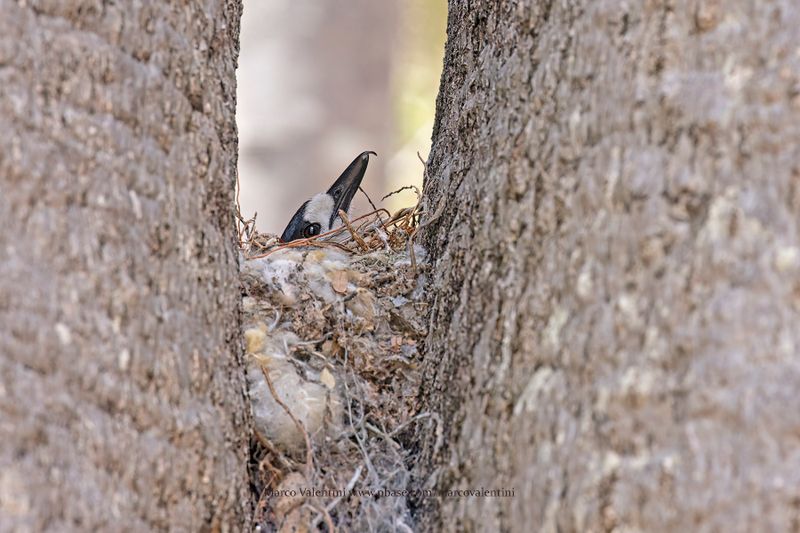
{"left": 242, "top": 322, "right": 343, "bottom": 454}
{"left": 238, "top": 207, "right": 429, "bottom": 532}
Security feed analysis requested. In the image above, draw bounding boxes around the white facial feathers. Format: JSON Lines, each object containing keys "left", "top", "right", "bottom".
{"left": 303, "top": 193, "right": 336, "bottom": 231}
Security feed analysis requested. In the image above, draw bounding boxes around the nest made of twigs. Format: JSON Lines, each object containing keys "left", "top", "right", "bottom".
{"left": 238, "top": 179, "right": 439, "bottom": 532}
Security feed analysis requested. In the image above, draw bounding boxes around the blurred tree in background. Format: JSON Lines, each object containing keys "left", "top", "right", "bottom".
{"left": 388, "top": 1, "right": 448, "bottom": 210}
{"left": 237, "top": 0, "right": 446, "bottom": 232}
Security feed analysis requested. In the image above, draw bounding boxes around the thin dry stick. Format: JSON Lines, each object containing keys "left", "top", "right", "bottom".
{"left": 406, "top": 197, "right": 445, "bottom": 273}
{"left": 379, "top": 207, "right": 416, "bottom": 231}
{"left": 259, "top": 365, "right": 315, "bottom": 477}
{"left": 406, "top": 152, "right": 444, "bottom": 273}
{"left": 358, "top": 186, "right": 380, "bottom": 220}
{"left": 252, "top": 429, "right": 294, "bottom": 471}
{"left": 235, "top": 169, "right": 262, "bottom": 248}
{"left": 338, "top": 209, "right": 369, "bottom": 251}
{"left": 311, "top": 464, "right": 364, "bottom": 529}
{"left": 388, "top": 412, "right": 433, "bottom": 438}
{"left": 320, "top": 506, "right": 336, "bottom": 533}
{"left": 307, "top": 502, "right": 336, "bottom": 533}
{"left": 246, "top": 208, "right": 392, "bottom": 259}
{"left": 239, "top": 213, "right": 258, "bottom": 249}
{"left": 253, "top": 452, "right": 287, "bottom": 521}
{"left": 236, "top": 169, "right": 243, "bottom": 240}
{"left": 247, "top": 237, "right": 345, "bottom": 260}
{"left": 381, "top": 184, "right": 420, "bottom": 202}
{"left": 258, "top": 454, "right": 284, "bottom": 485}
{"left": 342, "top": 348, "right": 377, "bottom": 481}
{"left": 413, "top": 196, "right": 446, "bottom": 234}
{"left": 416, "top": 151, "right": 430, "bottom": 181}
{"left": 356, "top": 157, "right": 388, "bottom": 233}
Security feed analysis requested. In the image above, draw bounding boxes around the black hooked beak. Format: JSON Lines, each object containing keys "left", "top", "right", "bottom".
{"left": 326, "top": 151, "right": 375, "bottom": 228}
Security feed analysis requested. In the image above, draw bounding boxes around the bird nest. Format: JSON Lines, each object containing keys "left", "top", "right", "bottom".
{"left": 236, "top": 188, "right": 435, "bottom": 531}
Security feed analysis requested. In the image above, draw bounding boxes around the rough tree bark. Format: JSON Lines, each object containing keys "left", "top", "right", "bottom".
{"left": 416, "top": 1, "right": 800, "bottom": 532}
{"left": 0, "top": 1, "right": 250, "bottom": 530}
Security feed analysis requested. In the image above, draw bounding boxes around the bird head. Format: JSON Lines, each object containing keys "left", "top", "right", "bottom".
{"left": 280, "top": 151, "right": 375, "bottom": 242}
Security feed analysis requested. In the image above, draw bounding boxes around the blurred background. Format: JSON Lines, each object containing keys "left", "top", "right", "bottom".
{"left": 237, "top": 0, "right": 447, "bottom": 234}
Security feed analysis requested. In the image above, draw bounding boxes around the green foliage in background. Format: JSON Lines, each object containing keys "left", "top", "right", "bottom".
{"left": 393, "top": 1, "right": 447, "bottom": 145}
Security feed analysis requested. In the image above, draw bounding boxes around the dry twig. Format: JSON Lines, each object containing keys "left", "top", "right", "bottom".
{"left": 260, "top": 365, "right": 315, "bottom": 478}
{"left": 338, "top": 209, "right": 369, "bottom": 252}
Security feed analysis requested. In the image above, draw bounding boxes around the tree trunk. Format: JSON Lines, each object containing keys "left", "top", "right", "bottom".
{"left": 0, "top": 1, "right": 250, "bottom": 530}
{"left": 415, "top": 2, "right": 800, "bottom": 532}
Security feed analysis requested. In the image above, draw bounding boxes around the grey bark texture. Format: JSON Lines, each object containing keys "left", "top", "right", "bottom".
{"left": 416, "top": 1, "right": 800, "bottom": 532}
{"left": 0, "top": 1, "right": 250, "bottom": 530}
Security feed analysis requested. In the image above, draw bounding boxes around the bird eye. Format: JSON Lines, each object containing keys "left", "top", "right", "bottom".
{"left": 303, "top": 223, "right": 321, "bottom": 238}
{"left": 332, "top": 187, "right": 341, "bottom": 199}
